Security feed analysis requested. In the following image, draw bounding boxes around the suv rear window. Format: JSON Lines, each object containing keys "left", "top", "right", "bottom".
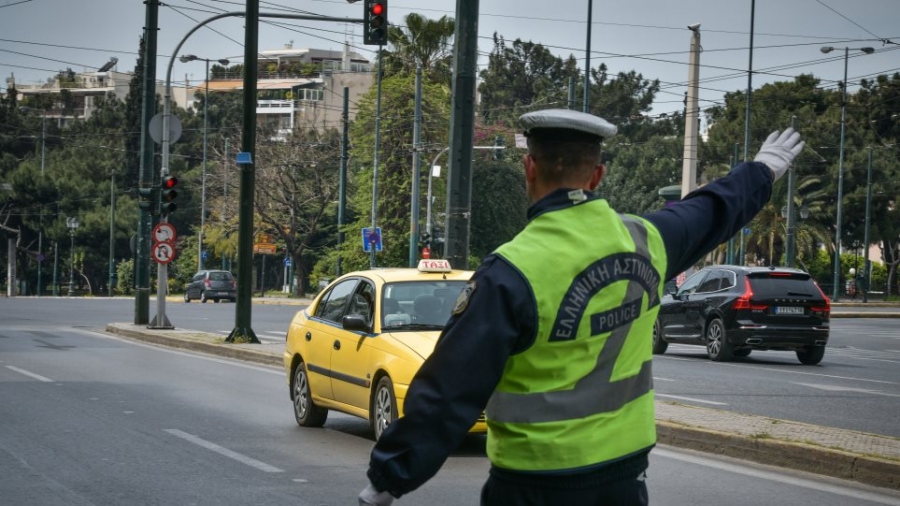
{"left": 208, "top": 272, "right": 233, "bottom": 281}
{"left": 748, "top": 273, "right": 819, "bottom": 298}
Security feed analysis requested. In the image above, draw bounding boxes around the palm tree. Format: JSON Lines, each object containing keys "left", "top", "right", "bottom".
{"left": 383, "top": 13, "right": 455, "bottom": 84}
{"left": 745, "top": 175, "right": 831, "bottom": 266}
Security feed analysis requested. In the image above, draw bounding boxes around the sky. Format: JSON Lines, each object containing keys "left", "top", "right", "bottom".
{"left": 1, "top": 0, "right": 899, "bottom": 122}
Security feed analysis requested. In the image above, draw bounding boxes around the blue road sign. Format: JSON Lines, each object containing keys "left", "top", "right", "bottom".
{"left": 284, "top": 257, "right": 291, "bottom": 267}
{"left": 201, "top": 249, "right": 208, "bottom": 260}
{"left": 362, "top": 227, "right": 383, "bottom": 252}
{"left": 743, "top": 227, "right": 752, "bottom": 235}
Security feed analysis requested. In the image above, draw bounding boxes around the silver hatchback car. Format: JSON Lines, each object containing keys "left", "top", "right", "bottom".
{"left": 184, "top": 270, "right": 236, "bottom": 303}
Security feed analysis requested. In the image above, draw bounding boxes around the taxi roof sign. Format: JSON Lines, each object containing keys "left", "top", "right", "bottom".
{"left": 417, "top": 259, "right": 452, "bottom": 273}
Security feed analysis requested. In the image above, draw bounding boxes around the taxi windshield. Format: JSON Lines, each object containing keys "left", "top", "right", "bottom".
{"left": 381, "top": 281, "right": 467, "bottom": 330}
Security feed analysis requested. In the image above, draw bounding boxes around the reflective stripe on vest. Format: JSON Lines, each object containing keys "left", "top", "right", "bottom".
{"left": 486, "top": 215, "right": 656, "bottom": 424}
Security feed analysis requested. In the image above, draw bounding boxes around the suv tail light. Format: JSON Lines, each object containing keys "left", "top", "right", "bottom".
{"left": 811, "top": 282, "right": 831, "bottom": 320}
{"left": 204, "top": 278, "right": 211, "bottom": 288}
{"left": 231, "top": 279, "right": 236, "bottom": 288}
{"left": 733, "top": 278, "right": 768, "bottom": 311}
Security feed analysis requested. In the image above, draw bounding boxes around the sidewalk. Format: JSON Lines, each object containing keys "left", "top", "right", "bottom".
{"left": 104, "top": 320, "right": 900, "bottom": 492}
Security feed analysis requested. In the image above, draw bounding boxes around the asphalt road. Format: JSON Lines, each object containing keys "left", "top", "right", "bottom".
{"left": 4, "top": 298, "right": 900, "bottom": 437}
{"left": 2, "top": 322, "right": 899, "bottom": 505}
{"left": 653, "top": 318, "right": 900, "bottom": 437}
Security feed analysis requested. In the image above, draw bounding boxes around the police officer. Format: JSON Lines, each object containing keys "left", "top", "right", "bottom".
{"left": 358, "top": 109, "right": 804, "bottom": 506}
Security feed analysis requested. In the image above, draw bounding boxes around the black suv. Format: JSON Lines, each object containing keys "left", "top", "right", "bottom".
{"left": 184, "top": 270, "right": 236, "bottom": 303}
{"left": 653, "top": 265, "right": 830, "bottom": 365}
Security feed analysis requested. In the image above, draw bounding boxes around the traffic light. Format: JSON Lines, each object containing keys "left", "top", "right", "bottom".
{"left": 363, "top": 0, "right": 388, "bottom": 46}
{"left": 160, "top": 175, "right": 179, "bottom": 215}
{"left": 493, "top": 135, "right": 505, "bottom": 160}
{"left": 138, "top": 186, "right": 157, "bottom": 213}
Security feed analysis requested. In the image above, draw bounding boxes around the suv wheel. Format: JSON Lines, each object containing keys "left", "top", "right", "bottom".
{"left": 183, "top": 291, "right": 190, "bottom": 303}
{"left": 200, "top": 291, "right": 208, "bottom": 303}
{"left": 652, "top": 320, "right": 668, "bottom": 355}
{"left": 705, "top": 318, "right": 733, "bottom": 362}
{"left": 796, "top": 346, "right": 825, "bottom": 365}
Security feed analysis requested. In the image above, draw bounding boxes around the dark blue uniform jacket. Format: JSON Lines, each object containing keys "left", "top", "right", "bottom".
{"left": 368, "top": 161, "right": 775, "bottom": 497}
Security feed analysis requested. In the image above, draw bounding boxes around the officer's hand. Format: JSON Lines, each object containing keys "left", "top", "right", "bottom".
{"left": 753, "top": 128, "right": 804, "bottom": 181}
{"left": 359, "top": 483, "right": 395, "bottom": 506}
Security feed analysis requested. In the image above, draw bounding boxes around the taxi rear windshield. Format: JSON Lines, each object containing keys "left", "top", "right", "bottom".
{"left": 747, "top": 273, "right": 820, "bottom": 299}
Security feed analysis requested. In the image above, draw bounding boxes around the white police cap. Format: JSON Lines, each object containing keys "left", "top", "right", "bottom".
{"left": 519, "top": 109, "right": 617, "bottom": 142}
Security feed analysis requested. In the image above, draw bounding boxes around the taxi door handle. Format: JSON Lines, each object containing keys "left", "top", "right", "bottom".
{"left": 333, "top": 340, "right": 341, "bottom": 351}
{"left": 305, "top": 331, "right": 311, "bottom": 341}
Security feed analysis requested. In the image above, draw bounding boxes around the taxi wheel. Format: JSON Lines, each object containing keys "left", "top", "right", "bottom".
{"left": 372, "top": 376, "right": 397, "bottom": 441}
{"left": 200, "top": 291, "right": 208, "bottom": 303}
{"left": 293, "top": 361, "right": 328, "bottom": 427}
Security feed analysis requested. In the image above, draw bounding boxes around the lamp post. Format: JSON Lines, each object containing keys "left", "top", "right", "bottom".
{"left": 66, "top": 216, "right": 79, "bottom": 297}
{"left": 819, "top": 45, "right": 874, "bottom": 300}
{"left": 782, "top": 204, "right": 809, "bottom": 266}
{"left": 179, "top": 54, "right": 230, "bottom": 271}
{"left": 18, "top": 106, "right": 46, "bottom": 295}
{"left": 426, "top": 145, "right": 506, "bottom": 246}
{"left": 863, "top": 146, "right": 873, "bottom": 302}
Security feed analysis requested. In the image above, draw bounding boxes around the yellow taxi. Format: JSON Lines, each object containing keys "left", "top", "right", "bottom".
{"left": 284, "top": 259, "right": 487, "bottom": 439}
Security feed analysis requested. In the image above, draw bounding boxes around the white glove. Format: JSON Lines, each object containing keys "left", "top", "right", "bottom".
{"left": 753, "top": 128, "right": 804, "bottom": 181}
{"left": 359, "top": 483, "right": 395, "bottom": 506}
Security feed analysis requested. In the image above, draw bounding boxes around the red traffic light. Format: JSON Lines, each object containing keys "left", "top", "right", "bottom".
{"left": 162, "top": 176, "right": 178, "bottom": 189}
{"left": 371, "top": 2, "right": 383, "bottom": 15}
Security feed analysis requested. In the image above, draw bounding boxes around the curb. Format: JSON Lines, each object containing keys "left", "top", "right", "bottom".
{"left": 105, "top": 324, "right": 282, "bottom": 368}
{"left": 657, "top": 422, "right": 900, "bottom": 491}
{"left": 831, "top": 312, "right": 900, "bottom": 318}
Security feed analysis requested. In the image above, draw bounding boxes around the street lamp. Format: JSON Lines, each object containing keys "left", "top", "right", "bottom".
{"left": 66, "top": 216, "right": 79, "bottom": 297}
{"left": 819, "top": 45, "right": 874, "bottom": 300}
{"left": 179, "top": 54, "right": 230, "bottom": 270}
{"left": 18, "top": 106, "right": 47, "bottom": 295}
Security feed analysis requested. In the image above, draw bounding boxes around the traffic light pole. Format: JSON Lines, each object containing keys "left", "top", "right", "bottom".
{"left": 146, "top": 8, "right": 361, "bottom": 335}
{"left": 135, "top": 0, "right": 159, "bottom": 324}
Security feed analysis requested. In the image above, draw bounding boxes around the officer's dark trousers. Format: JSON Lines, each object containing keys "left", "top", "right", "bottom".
{"left": 480, "top": 469, "right": 648, "bottom": 506}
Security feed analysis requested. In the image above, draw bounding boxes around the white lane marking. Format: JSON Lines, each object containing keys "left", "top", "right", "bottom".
{"left": 652, "top": 377, "right": 676, "bottom": 382}
{"left": 5, "top": 365, "right": 54, "bottom": 382}
{"left": 658, "top": 354, "right": 898, "bottom": 386}
{"left": 656, "top": 394, "right": 728, "bottom": 406}
{"left": 164, "top": 429, "right": 283, "bottom": 473}
{"left": 796, "top": 382, "right": 900, "bottom": 399}
{"left": 654, "top": 447, "right": 900, "bottom": 506}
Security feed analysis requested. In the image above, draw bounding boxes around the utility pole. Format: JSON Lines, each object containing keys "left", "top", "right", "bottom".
{"left": 445, "top": 0, "right": 480, "bottom": 269}
{"left": 409, "top": 63, "right": 423, "bottom": 267}
{"left": 222, "top": 137, "right": 229, "bottom": 270}
{"left": 109, "top": 170, "right": 116, "bottom": 296}
{"left": 863, "top": 146, "right": 873, "bottom": 303}
{"left": 337, "top": 87, "right": 349, "bottom": 277}
{"left": 583, "top": 0, "right": 592, "bottom": 113}
{"left": 784, "top": 116, "right": 798, "bottom": 267}
{"left": 681, "top": 24, "right": 701, "bottom": 198}
{"left": 228, "top": 0, "right": 262, "bottom": 343}
{"left": 135, "top": 0, "right": 159, "bottom": 324}
{"left": 370, "top": 46, "right": 384, "bottom": 269}
{"left": 743, "top": 0, "right": 755, "bottom": 162}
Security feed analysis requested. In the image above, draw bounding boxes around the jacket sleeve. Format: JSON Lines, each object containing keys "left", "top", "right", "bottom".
{"left": 366, "top": 255, "right": 536, "bottom": 498}
{"left": 643, "top": 161, "right": 773, "bottom": 281}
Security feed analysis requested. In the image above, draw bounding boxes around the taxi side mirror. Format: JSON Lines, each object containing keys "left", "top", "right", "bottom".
{"left": 342, "top": 314, "right": 370, "bottom": 333}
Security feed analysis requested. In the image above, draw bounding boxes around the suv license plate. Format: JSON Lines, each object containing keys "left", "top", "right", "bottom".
{"left": 775, "top": 306, "right": 804, "bottom": 315}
